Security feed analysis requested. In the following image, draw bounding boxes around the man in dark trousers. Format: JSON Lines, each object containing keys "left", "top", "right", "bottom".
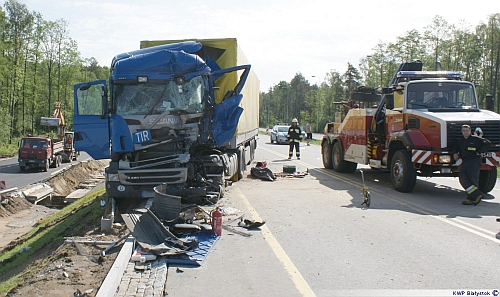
{"left": 287, "top": 118, "right": 302, "bottom": 160}
{"left": 453, "top": 124, "right": 491, "bottom": 205}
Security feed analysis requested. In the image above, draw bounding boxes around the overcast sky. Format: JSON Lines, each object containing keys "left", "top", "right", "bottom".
{"left": 19, "top": 0, "right": 500, "bottom": 91}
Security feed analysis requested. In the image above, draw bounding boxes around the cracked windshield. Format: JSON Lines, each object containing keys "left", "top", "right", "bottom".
{"left": 115, "top": 76, "right": 204, "bottom": 115}
{"left": 407, "top": 82, "right": 477, "bottom": 109}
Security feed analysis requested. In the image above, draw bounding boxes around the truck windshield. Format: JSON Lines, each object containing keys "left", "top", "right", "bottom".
{"left": 406, "top": 82, "right": 477, "bottom": 109}
{"left": 114, "top": 76, "right": 204, "bottom": 115}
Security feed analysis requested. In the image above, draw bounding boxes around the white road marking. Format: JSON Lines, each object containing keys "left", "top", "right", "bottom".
{"left": 232, "top": 185, "right": 317, "bottom": 297}
{"left": 259, "top": 145, "right": 500, "bottom": 245}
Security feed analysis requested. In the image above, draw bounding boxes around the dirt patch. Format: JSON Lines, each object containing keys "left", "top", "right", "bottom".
{"left": 0, "top": 160, "right": 130, "bottom": 297}
{"left": 0, "top": 160, "right": 109, "bottom": 250}
{"left": 0, "top": 160, "right": 108, "bottom": 220}
{"left": 7, "top": 224, "right": 129, "bottom": 297}
{"left": 47, "top": 160, "right": 108, "bottom": 196}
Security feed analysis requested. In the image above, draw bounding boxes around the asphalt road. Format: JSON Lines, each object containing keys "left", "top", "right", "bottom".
{"left": 166, "top": 136, "right": 500, "bottom": 297}
{"left": 0, "top": 152, "right": 92, "bottom": 189}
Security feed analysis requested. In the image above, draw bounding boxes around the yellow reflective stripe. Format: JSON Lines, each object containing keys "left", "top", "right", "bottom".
{"left": 466, "top": 185, "right": 477, "bottom": 194}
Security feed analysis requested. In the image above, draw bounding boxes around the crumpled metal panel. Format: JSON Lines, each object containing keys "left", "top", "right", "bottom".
{"left": 121, "top": 209, "right": 197, "bottom": 256}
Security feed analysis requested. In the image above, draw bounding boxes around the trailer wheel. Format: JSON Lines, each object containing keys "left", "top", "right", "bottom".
{"left": 390, "top": 150, "right": 416, "bottom": 193}
{"left": 478, "top": 168, "right": 497, "bottom": 193}
{"left": 332, "top": 141, "right": 357, "bottom": 173}
{"left": 322, "top": 141, "right": 333, "bottom": 169}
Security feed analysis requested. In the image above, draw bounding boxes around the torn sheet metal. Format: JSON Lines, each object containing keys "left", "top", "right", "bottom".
{"left": 121, "top": 209, "right": 198, "bottom": 256}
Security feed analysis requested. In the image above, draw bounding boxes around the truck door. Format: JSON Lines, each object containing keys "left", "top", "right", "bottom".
{"left": 209, "top": 65, "right": 251, "bottom": 146}
{"left": 73, "top": 80, "right": 111, "bottom": 159}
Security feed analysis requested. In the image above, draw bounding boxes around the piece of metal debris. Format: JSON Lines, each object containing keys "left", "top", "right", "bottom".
{"left": 221, "top": 225, "right": 252, "bottom": 237}
{"left": 238, "top": 219, "right": 266, "bottom": 229}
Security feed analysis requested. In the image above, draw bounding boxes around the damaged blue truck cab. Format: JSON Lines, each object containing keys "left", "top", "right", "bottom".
{"left": 73, "top": 39, "right": 259, "bottom": 201}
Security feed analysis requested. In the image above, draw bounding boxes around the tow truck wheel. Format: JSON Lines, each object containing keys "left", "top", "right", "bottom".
{"left": 390, "top": 150, "right": 416, "bottom": 193}
{"left": 479, "top": 168, "right": 497, "bottom": 193}
{"left": 332, "top": 141, "right": 357, "bottom": 173}
{"left": 322, "top": 141, "right": 333, "bottom": 169}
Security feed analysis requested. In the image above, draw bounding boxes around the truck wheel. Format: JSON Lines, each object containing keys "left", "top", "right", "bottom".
{"left": 478, "top": 168, "right": 497, "bottom": 193}
{"left": 44, "top": 161, "right": 49, "bottom": 172}
{"left": 20, "top": 166, "right": 25, "bottom": 171}
{"left": 390, "top": 150, "right": 416, "bottom": 193}
{"left": 332, "top": 141, "right": 357, "bottom": 173}
{"left": 322, "top": 141, "right": 333, "bottom": 169}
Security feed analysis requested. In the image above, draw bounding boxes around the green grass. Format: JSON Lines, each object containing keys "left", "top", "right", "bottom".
{"left": 0, "top": 143, "right": 18, "bottom": 158}
{"left": 0, "top": 185, "right": 106, "bottom": 296}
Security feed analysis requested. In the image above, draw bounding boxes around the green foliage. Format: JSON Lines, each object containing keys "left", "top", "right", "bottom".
{"left": 261, "top": 14, "right": 500, "bottom": 131}
{"left": 0, "top": 0, "right": 109, "bottom": 147}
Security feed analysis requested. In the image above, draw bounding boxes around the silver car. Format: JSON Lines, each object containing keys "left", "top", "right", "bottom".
{"left": 270, "top": 125, "right": 290, "bottom": 144}
{"left": 270, "top": 125, "right": 306, "bottom": 144}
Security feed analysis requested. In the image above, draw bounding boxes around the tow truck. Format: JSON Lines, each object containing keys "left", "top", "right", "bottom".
{"left": 322, "top": 61, "right": 500, "bottom": 193}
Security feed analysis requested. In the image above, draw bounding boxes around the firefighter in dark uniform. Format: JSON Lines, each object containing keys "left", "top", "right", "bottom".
{"left": 453, "top": 124, "right": 491, "bottom": 205}
{"left": 287, "top": 118, "right": 302, "bottom": 160}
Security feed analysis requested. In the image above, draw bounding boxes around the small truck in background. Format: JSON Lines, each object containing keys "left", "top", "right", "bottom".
{"left": 18, "top": 102, "right": 78, "bottom": 172}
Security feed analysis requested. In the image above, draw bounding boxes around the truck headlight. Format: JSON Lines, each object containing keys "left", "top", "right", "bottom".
{"left": 106, "top": 173, "right": 119, "bottom": 182}
{"left": 435, "top": 155, "right": 452, "bottom": 164}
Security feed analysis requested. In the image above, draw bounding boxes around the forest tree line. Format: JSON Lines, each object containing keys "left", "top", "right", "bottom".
{"left": 0, "top": 1, "right": 499, "bottom": 153}
{"left": 0, "top": 0, "right": 108, "bottom": 152}
{"left": 260, "top": 14, "right": 500, "bottom": 133}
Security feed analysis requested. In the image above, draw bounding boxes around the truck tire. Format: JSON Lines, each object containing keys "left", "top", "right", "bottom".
{"left": 20, "top": 166, "right": 25, "bottom": 171}
{"left": 478, "top": 168, "right": 497, "bottom": 193}
{"left": 322, "top": 141, "right": 333, "bottom": 169}
{"left": 390, "top": 150, "right": 416, "bottom": 193}
{"left": 332, "top": 141, "right": 357, "bottom": 173}
{"left": 44, "top": 161, "right": 49, "bottom": 172}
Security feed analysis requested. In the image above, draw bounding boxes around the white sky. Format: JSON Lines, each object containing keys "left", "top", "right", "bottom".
{"left": 19, "top": 0, "right": 500, "bottom": 91}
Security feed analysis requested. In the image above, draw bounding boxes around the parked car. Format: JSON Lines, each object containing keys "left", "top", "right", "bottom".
{"left": 270, "top": 124, "right": 306, "bottom": 144}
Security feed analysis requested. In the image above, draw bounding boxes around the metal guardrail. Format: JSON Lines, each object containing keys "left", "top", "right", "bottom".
{"left": 1, "top": 187, "right": 18, "bottom": 204}
{"left": 1, "top": 187, "right": 18, "bottom": 195}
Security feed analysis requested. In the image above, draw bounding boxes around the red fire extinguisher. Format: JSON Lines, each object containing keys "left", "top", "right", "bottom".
{"left": 211, "top": 207, "right": 223, "bottom": 236}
